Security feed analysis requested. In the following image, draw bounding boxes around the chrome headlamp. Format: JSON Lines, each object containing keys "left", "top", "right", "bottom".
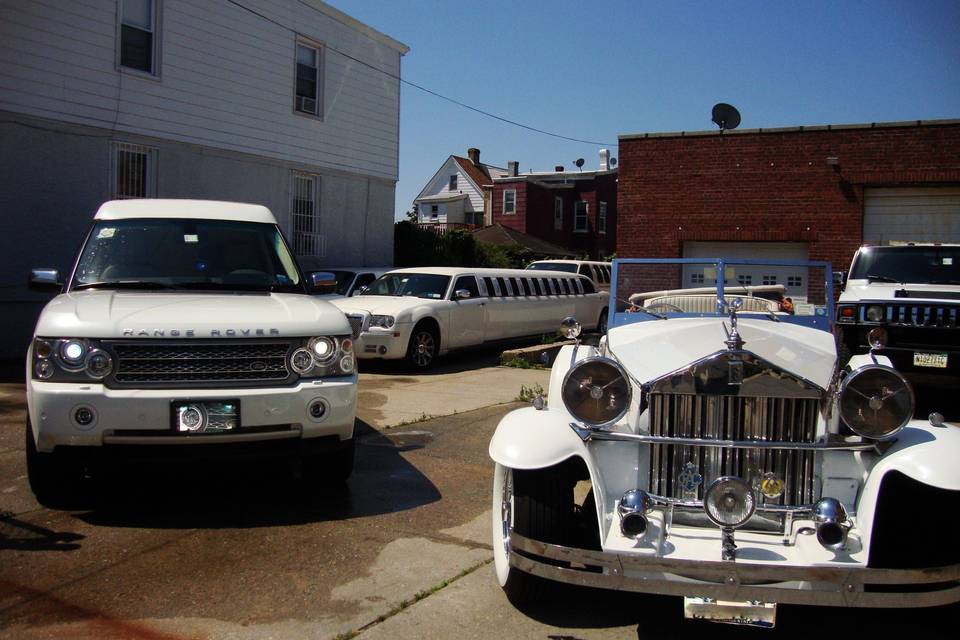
{"left": 838, "top": 364, "right": 913, "bottom": 439}
{"left": 561, "top": 357, "right": 631, "bottom": 427}
{"left": 292, "top": 336, "right": 355, "bottom": 378}
{"left": 704, "top": 476, "right": 756, "bottom": 528}
{"left": 369, "top": 315, "right": 395, "bottom": 329}
{"left": 32, "top": 338, "right": 114, "bottom": 381}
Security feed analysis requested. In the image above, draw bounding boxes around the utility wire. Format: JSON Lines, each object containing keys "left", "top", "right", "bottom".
{"left": 225, "top": 0, "right": 617, "bottom": 147}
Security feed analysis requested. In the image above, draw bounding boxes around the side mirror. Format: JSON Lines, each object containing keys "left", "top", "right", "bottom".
{"left": 832, "top": 271, "right": 847, "bottom": 287}
{"left": 558, "top": 316, "right": 582, "bottom": 340}
{"left": 308, "top": 271, "right": 338, "bottom": 295}
{"left": 29, "top": 268, "right": 62, "bottom": 292}
{"left": 454, "top": 288, "right": 471, "bottom": 300}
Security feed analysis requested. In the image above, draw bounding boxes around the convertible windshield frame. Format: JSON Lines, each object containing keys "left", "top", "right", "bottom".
{"left": 609, "top": 258, "right": 835, "bottom": 333}
{"left": 67, "top": 218, "right": 308, "bottom": 295}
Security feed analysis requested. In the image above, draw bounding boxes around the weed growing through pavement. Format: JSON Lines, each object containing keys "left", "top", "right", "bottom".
{"left": 515, "top": 383, "right": 546, "bottom": 403}
{"left": 501, "top": 356, "right": 539, "bottom": 369}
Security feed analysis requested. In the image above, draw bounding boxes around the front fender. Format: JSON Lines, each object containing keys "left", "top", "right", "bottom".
{"left": 857, "top": 420, "right": 960, "bottom": 552}
{"left": 847, "top": 353, "right": 893, "bottom": 370}
{"left": 489, "top": 406, "right": 589, "bottom": 470}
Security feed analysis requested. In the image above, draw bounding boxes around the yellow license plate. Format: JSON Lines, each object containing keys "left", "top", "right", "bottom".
{"left": 913, "top": 352, "right": 948, "bottom": 368}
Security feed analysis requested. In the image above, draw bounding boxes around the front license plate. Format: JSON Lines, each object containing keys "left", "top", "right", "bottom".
{"left": 913, "top": 352, "right": 948, "bottom": 368}
{"left": 171, "top": 400, "right": 240, "bottom": 433}
{"left": 683, "top": 597, "right": 776, "bottom": 628}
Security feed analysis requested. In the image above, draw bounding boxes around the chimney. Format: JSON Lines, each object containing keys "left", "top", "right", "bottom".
{"left": 599, "top": 148, "right": 610, "bottom": 170}
{"left": 467, "top": 147, "right": 481, "bottom": 166}
{"left": 507, "top": 160, "right": 519, "bottom": 177}
{"left": 554, "top": 165, "right": 564, "bottom": 172}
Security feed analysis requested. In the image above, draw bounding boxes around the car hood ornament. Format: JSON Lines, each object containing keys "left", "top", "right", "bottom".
{"left": 723, "top": 297, "right": 746, "bottom": 352}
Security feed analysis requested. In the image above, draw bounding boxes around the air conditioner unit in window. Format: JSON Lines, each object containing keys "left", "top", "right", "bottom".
{"left": 297, "top": 96, "right": 317, "bottom": 114}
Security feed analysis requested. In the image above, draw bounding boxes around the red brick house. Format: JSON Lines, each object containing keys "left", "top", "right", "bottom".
{"left": 488, "top": 152, "right": 618, "bottom": 260}
{"left": 615, "top": 119, "right": 960, "bottom": 299}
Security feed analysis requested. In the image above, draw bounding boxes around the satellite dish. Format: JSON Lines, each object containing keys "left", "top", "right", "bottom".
{"left": 609, "top": 157, "right": 618, "bottom": 168}
{"left": 711, "top": 103, "right": 741, "bottom": 131}
{"left": 574, "top": 158, "right": 585, "bottom": 170}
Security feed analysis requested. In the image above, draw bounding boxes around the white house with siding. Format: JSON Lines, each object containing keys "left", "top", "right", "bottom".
{"left": 414, "top": 148, "right": 507, "bottom": 228}
{"left": 0, "top": 0, "right": 408, "bottom": 358}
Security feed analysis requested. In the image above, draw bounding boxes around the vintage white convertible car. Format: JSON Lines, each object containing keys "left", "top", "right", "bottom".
{"left": 490, "top": 258, "right": 960, "bottom": 626}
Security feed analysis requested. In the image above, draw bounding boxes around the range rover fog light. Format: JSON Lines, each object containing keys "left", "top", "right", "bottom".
{"left": 84, "top": 349, "right": 113, "bottom": 379}
{"left": 35, "top": 360, "right": 54, "bottom": 379}
{"left": 60, "top": 339, "right": 85, "bottom": 366}
{"left": 618, "top": 490, "right": 653, "bottom": 540}
{"left": 308, "top": 398, "right": 329, "bottom": 421}
{"left": 558, "top": 316, "right": 582, "bottom": 340}
{"left": 813, "top": 497, "right": 850, "bottom": 551}
{"left": 291, "top": 348, "right": 315, "bottom": 375}
{"left": 704, "top": 477, "right": 756, "bottom": 529}
{"left": 561, "top": 358, "right": 631, "bottom": 427}
{"left": 34, "top": 339, "right": 53, "bottom": 359}
{"left": 73, "top": 406, "right": 96, "bottom": 427}
{"left": 839, "top": 365, "right": 913, "bottom": 439}
{"left": 867, "top": 327, "right": 888, "bottom": 350}
{"left": 177, "top": 404, "right": 206, "bottom": 432}
{"left": 309, "top": 337, "right": 337, "bottom": 363}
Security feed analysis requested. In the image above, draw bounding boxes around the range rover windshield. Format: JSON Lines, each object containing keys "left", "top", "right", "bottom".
{"left": 71, "top": 219, "right": 304, "bottom": 293}
{"left": 360, "top": 273, "right": 451, "bottom": 299}
{"left": 850, "top": 246, "right": 960, "bottom": 284}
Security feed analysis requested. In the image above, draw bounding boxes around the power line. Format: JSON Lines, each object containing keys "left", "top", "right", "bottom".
{"left": 225, "top": 0, "right": 617, "bottom": 147}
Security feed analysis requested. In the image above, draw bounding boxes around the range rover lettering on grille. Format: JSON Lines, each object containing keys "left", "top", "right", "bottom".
{"left": 121, "top": 328, "right": 281, "bottom": 337}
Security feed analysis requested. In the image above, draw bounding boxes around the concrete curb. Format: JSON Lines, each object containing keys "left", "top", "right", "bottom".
{"left": 499, "top": 341, "right": 575, "bottom": 368}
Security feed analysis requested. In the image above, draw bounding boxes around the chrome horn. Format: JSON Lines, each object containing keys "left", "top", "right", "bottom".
{"left": 813, "top": 497, "right": 850, "bottom": 551}
{"left": 618, "top": 489, "right": 653, "bottom": 540}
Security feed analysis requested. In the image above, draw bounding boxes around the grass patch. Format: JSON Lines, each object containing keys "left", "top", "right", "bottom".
{"left": 515, "top": 382, "right": 546, "bottom": 403}
{"left": 393, "top": 412, "right": 431, "bottom": 427}
{"left": 501, "top": 356, "right": 538, "bottom": 369}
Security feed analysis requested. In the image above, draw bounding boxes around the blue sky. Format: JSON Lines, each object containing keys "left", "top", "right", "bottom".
{"left": 335, "top": 1, "right": 960, "bottom": 220}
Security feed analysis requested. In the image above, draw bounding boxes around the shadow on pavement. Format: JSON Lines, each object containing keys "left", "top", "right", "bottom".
{"left": 0, "top": 511, "right": 84, "bottom": 552}
{"left": 71, "top": 419, "right": 441, "bottom": 530}
{"left": 0, "top": 359, "right": 23, "bottom": 384}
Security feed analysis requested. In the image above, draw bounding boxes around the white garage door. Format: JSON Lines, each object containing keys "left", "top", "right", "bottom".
{"left": 682, "top": 241, "right": 810, "bottom": 299}
{"left": 864, "top": 187, "right": 960, "bottom": 243}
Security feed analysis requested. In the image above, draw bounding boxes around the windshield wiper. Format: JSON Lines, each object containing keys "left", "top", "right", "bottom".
{"left": 865, "top": 274, "right": 902, "bottom": 284}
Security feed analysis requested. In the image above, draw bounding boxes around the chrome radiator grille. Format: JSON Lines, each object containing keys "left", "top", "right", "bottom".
{"left": 110, "top": 341, "right": 293, "bottom": 386}
{"left": 648, "top": 393, "right": 819, "bottom": 507}
{"left": 864, "top": 303, "right": 959, "bottom": 328}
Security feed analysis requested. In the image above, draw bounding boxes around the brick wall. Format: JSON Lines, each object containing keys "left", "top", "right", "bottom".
{"left": 617, "top": 122, "right": 960, "bottom": 272}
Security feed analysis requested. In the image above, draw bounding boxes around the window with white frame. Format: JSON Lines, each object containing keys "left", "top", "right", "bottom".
{"left": 598, "top": 201, "right": 607, "bottom": 234}
{"left": 295, "top": 39, "right": 323, "bottom": 117}
{"left": 119, "top": 0, "right": 159, "bottom": 75}
{"left": 787, "top": 275, "right": 803, "bottom": 288}
{"left": 691, "top": 273, "right": 705, "bottom": 285}
{"left": 574, "top": 201, "right": 588, "bottom": 232}
{"left": 503, "top": 190, "right": 516, "bottom": 215}
{"left": 111, "top": 142, "right": 157, "bottom": 199}
{"left": 762, "top": 275, "right": 778, "bottom": 285}
{"left": 449, "top": 175, "right": 458, "bottom": 191}
{"left": 554, "top": 196, "right": 563, "bottom": 230}
{"left": 737, "top": 274, "right": 753, "bottom": 286}
{"left": 291, "top": 172, "right": 324, "bottom": 257}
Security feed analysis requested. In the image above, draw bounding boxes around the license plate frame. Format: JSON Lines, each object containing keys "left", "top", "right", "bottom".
{"left": 683, "top": 597, "right": 776, "bottom": 628}
{"left": 913, "top": 352, "right": 948, "bottom": 368}
{"left": 170, "top": 399, "right": 241, "bottom": 433}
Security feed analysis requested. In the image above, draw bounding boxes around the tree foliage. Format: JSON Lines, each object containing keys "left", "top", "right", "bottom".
{"left": 393, "top": 222, "right": 533, "bottom": 268}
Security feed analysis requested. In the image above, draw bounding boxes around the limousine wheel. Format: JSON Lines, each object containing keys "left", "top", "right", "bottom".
{"left": 406, "top": 324, "right": 438, "bottom": 369}
{"left": 493, "top": 463, "right": 571, "bottom": 604}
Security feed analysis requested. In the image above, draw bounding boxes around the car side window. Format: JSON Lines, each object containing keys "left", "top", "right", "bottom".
{"left": 483, "top": 276, "right": 497, "bottom": 297}
{"left": 496, "top": 277, "right": 509, "bottom": 297}
{"left": 452, "top": 275, "right": 480, "bottom": 299}
{"left": 352, "top": 272, "right": 376, "bottom": 294}
{"left": 579, "top": 276, "right": 596, "bottom": 294}
{"left": 551, "top": 278, "right": 561, "bottom": 295}
{"left": 578, "top": 264, "right": 592, "bottom": 277}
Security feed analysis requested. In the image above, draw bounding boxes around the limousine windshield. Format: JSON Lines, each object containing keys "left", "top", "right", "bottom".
{"left": 526, "top": 262, "right": 577, "bottom": 274}
{"left": 361, "top": 273, "right": 451, "bottom": 299}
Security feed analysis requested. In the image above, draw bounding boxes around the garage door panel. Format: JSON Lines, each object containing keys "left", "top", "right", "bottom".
{"left": 864, "top": 187, "right": 960, "bottom": 244}
{"left": 682, "top": 241, "right": 809, "bottom": 298}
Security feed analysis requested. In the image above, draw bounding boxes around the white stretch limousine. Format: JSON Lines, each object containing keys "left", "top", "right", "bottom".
{"left": 331, "top": 267, "right": 608, "bottom": 368}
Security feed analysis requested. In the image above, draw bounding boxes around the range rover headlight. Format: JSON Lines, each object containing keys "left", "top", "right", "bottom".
{"left": 33, "top": 338, "right": 113, "bottom": 382}
{"left": 561, "top": 357, "right": 632, "bottom": 427}
{"left": 369, "top": 315, "right": 395, "bottom": 329}
{"left": 84, "top": 348, "right": 113, "bottom": 379}
{"left": 290, "top": 348, "right": 315, "bottom": 375}
{"left": 60, "top": 339, "right": 86, "bottom": 368}
{"left": 294, "top": 336, "right": 355, "bottom": 378}
{"left": 838, "top": 365, "right": 914, "bottom": 439}
{"left": 308, "top": 336, "right": 337, "bottom": 364}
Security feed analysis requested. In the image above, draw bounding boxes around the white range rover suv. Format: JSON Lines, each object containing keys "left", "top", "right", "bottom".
{"left": 26, "top": 199, "right": 358, "bottom": 506}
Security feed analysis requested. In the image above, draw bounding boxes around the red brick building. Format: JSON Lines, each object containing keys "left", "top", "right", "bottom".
{"left": 616, "top": 119, "right": 960, "bottom": 299}
{"left": 489, "top": 160, "right": 618, "bottom": 260}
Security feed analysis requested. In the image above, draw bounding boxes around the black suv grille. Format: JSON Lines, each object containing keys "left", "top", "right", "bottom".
{"left": 108, "top": 341, "right": 294, "bottom": 387}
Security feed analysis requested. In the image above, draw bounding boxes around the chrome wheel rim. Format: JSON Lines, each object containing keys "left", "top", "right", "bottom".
{"left": 411, "top": 331, "right": 435, "bottom": 367}
{"left": 500, "top": 466, "right": 513, "bottom": 556}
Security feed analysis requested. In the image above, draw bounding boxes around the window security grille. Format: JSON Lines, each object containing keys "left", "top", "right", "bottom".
{"left": 112, "top": 142, "right": 156, "bottom": 199}
{"left": 691, "top": 273, "right": 705, "bottom": 285}
{"left": 291, "top": 173, "right": 325, "bottom": 257}
{"left": 738, "top": 275, "right": 753, "bottom": 285}
{"left": 788, "top": 276, "right": 803, "bottom": 287}
{"left": 763, "top": 275, "right": 778, "bottom": 285}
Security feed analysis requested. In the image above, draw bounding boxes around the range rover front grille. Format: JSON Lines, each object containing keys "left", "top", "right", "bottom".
{"left": 863, "top": 303, "right": 959, "bottom": 329}
{"left": 109, "top": 341, "right": 293, "bottom": 386}
{"left": 648, "top": 393, "right": 819, "bottom": 507}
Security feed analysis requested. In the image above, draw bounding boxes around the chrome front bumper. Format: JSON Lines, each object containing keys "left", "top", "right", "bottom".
{"left": 509, "top": 531, "right": 960, "bottom": 608}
